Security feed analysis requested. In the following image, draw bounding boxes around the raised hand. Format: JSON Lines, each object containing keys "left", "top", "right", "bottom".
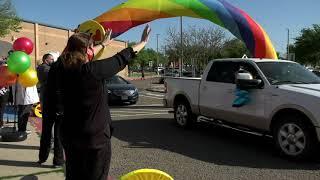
{"left": 141, "top": 24, "right": 151, "bottom": 43}
{"left": 101, "top": 29, "right": 114, "bottom": 47}
{"left": 132, "top": 25, "right": 152, "bottom": 53}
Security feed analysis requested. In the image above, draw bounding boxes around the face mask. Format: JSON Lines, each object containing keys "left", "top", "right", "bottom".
{"left": 87, "top": 47, "right": 94, "bottom": 61}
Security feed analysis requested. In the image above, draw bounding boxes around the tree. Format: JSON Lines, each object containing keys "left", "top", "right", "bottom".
{"left": 164, "top": 25, "right": 226, "bottom": 73}
{"left": 0, "top": 0, "right": 21, "bottom": 37}
{"left": 294, "top": 24, "right": 320, "bottom": 67}
{"left": 127, "top": 42, "right": 168, "bottom": 77}
{"left": 221, "top": 38, "right": 250, "bottom": 58}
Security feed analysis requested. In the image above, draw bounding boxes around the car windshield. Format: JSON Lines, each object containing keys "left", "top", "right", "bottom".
{"left": 106, "top": 76, "right": 128, "bottom": 84}
{"left": 257, "top": 62, "right": 320, "bottom": 85}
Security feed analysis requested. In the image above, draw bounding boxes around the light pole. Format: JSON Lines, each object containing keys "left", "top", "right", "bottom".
{"left": 156, "top": 33, "right": 160, "bottom": 74}
{"left": 180, "top": 16, "right": 183, "bottom": 77}
{"left": 287, "top": 28, "right": 290, "bottom": 60}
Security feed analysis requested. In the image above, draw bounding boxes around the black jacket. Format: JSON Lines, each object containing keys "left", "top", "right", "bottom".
{"left": 37, "top": 63, "right": 51, "bottom": 89}
{"left": 48, "top": 47, "right": 136, "bottom": 148}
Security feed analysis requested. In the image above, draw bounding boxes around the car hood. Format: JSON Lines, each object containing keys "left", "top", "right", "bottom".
{"left": 278, "top": 84, "right": 320, "bottom": 97}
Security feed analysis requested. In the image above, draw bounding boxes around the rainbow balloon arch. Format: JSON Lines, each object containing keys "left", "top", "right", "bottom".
{"left": 78, "top": 0, "right": 277, "bottom": 60}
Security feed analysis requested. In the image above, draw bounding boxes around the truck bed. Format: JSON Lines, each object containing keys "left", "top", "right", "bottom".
{"left": 164, "top": 77, "right": 201, "bottom": 114}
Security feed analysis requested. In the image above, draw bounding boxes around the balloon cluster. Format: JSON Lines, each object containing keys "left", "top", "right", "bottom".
{"left": 0, "top": 37, "right": 38, "bottom": 88}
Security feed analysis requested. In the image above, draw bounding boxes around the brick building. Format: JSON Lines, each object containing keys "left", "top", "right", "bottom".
{"left": 0, "top": 20, "right": 128, "bottom": 77}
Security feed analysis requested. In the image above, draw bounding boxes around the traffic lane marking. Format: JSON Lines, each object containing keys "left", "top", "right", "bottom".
{"left": 111, "top": 109, "right": 170, "bottom": 113}
{"left": 111, "top": 112, "right": 169, "bottom": 118}
{"left": 139, "top": 94, "right": 164, "bottom": 99}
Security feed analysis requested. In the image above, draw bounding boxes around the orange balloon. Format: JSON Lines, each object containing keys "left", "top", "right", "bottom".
{"left": 18, "top": 68, "right": 38, "bottom": 87}
{"left": 0, "top": 65, "right": 17, "bottom": 87}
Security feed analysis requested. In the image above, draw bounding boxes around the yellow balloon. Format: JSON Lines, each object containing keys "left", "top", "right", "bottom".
{"left": 18, "top": 68, "right": 39, "bottom": 87}
{"left": 34, "top": 103, "right": 42, "bottom": 118}
{"left": 121, "top": 169, "right": 174, "bottom": 180}
{"left": 78, "top": 20, "right": 106, "bottom": 60}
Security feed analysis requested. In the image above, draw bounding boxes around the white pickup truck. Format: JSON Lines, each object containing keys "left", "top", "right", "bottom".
{"left": 164, "top": 58, "right": 320, "bottom": 159}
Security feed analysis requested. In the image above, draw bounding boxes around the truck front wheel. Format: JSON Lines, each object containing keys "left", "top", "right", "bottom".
{"left": 273, "top": 115, "right": 317, "bottom": 160}
{"left": 174, "top": 101, "right": 194, "bottom": 128}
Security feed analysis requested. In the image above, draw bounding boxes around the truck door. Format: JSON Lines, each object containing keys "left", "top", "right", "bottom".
{"left": 232, "top": 62, "right": 268, "bottom": 130}
{"left": 199, "top": 61, "right": 239, "bottom": 121}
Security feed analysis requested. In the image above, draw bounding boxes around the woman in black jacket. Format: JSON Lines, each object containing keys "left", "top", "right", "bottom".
{"left": 48, "top": 25, "right": 151, "bottom": 180}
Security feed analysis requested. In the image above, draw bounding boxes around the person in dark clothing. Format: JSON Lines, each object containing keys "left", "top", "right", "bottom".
{"left": 38, "top": 54, "right": 54, "bottom": 105}
{"left": 48, "top": 26, "right": 151, "bottom": 180}
{"left": 0, "top": 86, "right": 9, "bottom": 128}
{"left": 37, "top": 53, "right": 64, "bottom": 167}
{"left": 0, "top": 52, "right": 13, "bottom": 128}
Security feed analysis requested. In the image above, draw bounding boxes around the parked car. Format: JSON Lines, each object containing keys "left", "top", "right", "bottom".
{"left": 156, "top": 66, "right": 165, "bottom": 73}
{"left": 164, "top": 58, "right": 320, "bottom": 159}
{"left": 106, "top": 75, "right": 139, "bottom": 105}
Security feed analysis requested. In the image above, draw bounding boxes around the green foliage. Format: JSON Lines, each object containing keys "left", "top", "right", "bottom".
{"left": 128, "top": 43, "right": 167, "bottom": 72}
{"left": 0, "top": 0, "right": 21, "bottom": 37}
{"left": 294, "top": 24, "right": 320, "bottom": 66}
{"left": 221, "top": 38, "right": 250, "bottom": 58}
{"left": 164, "top": 26, "right": 253, "bottom": 72}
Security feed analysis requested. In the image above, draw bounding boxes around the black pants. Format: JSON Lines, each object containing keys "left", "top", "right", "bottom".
{"left": 0, "top": 93, "right": 9, "bottom": 127}
{"left": 64, "top": 141, "right": 111, "bottom": 180}
{"left": 39, "top": 115, "right": 64, "bottom": 165}
{"left": 17, "top": 105, "right": 32, "bottom": 132}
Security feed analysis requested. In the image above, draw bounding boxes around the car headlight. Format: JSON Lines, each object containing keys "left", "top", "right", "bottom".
{"left": 125, "top": 90, "right": 135, "bottom": 95}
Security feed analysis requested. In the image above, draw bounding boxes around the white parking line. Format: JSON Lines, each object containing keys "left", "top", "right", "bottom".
{"left": 111, "top": 112, "right": 169, "bottom": 118}
{"left": 111, "top": 111, "right": 167, "bottom": 115}
{"left": 142, "top": 92, "right": 164, "bottom": 97}
{"left": 129, "top": 104, "right": 163, "bottom": 107}
{"left": 111, "top": 107, "right": 171, "bottom": 117}
{"left": 111, "top": 109, "right": 169, "bottom": 112}
{"left": 139, "top": 94, "right": 163, "bottom": 99}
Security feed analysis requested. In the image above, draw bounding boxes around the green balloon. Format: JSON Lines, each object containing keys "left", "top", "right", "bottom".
{"left": 7, "top": 51, "right": 31, "bottom": 74}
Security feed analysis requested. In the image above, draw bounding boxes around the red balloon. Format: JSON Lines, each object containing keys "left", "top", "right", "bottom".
{"left": 13, "top": 37, "right": 34, "bottom": 55}
{"left": 0, "top": 65, "right": 17, "bottom": 87}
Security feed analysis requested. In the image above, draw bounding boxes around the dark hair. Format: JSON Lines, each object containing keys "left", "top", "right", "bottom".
{"left": 61, "top": 33, "right": 91, "bottom": 69}
{"left": 42, "top": 53, "right": 52, "bottom": 62}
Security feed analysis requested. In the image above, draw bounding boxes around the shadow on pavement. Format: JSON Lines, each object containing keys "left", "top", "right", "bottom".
{"left": 112, "top": 118, "right": 320, "bottom": 170}
{"left": 0, "top": 143, "right": 39, "bottom": 150}
{"left": 20, "top": 175, "right": 38, "bottom": 180}
{"left": 0, "top": 160, "right": 52, "bottom": 168}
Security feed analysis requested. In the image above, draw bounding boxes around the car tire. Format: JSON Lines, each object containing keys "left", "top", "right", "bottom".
{"left": 129, "top": 101, "right": 137, "bottom": 105}
{"left": 272, "top": 115, "right": 317, "bottom": 160}
{"left": 174, "top": 100, "right": 195, "bottom": 128}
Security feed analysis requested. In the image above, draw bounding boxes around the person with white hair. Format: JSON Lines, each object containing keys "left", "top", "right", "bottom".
{"left": 12, "top": 83, "right": 39, "bottom": 133}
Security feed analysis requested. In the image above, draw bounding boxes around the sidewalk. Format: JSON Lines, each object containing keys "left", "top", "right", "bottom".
{"left": 0, "top": 118, "right": 64, "bottom": 180}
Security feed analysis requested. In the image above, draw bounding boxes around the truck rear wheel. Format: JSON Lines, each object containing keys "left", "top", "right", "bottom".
{"left": 174, "top": 101, "right": 194, "bottom": 128}
{"left": 273, "top": 115, "right": 317, "bottom": 160}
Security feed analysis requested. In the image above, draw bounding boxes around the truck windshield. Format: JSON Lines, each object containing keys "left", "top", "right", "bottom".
{"left": 257, "top": 62, "right": 320, "bottom": 85}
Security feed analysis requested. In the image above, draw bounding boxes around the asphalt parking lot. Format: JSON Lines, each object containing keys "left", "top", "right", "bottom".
{"left": 108, "top": 80, "right": 320, "bottom": 180}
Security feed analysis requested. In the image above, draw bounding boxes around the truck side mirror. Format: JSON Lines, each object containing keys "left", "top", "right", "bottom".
{"left": 236, "top": 72, "right": 263, "bottom": 89}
